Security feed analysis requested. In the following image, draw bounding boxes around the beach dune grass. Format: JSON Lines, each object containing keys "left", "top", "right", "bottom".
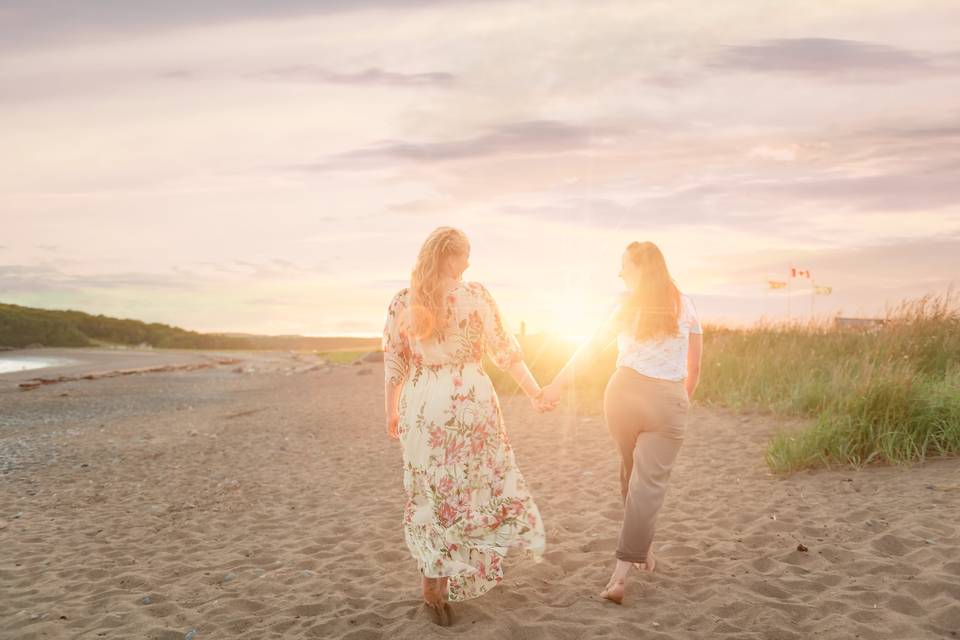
{"left": 765, "top": 360, "right": 960, "bottom": 472}
{"left": 492, "top": 293, "right": 960, "bottom": 473}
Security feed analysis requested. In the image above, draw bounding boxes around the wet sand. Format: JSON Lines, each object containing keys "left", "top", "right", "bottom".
{"left": 1, "top": 351, "right": 958, "bottom": 639}
{"left": 0, "top": 348, "right": 291, "bottom": 388}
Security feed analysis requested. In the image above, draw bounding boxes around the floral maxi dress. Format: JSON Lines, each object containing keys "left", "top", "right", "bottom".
{"left": 382, "top": 281, "right": 546, "bottom": 601}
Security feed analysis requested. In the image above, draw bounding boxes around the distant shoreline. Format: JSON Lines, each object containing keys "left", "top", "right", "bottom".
{"left": 0, "top": 301, "right": 383, "bottom": 352}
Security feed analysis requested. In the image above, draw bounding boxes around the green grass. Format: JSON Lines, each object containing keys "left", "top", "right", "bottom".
{"left": 316, "top": 350, "right": 369, "bottom": 365}
{"left": 492, "top": 293, "right": 960, "bottom": 473}
{"left": 701, "top": 294, "right": 960, "bottom": 472}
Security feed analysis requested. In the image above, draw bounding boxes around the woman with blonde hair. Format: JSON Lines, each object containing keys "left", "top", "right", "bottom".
{"left": 382, "top": 226, "right": 547, "bottom": 625}
{"left": 541, "top": 240, "right": 702, "bottom": 604}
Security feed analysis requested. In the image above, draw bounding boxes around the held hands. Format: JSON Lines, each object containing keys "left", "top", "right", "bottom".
{"left": 539, "top": 382, "right": 561, "bottom": 412}
{"left": 530, "top": 382, "right": 561, "bottom": 413}
{"left": 529, "top": 390, "right": 556, "bottom": 413}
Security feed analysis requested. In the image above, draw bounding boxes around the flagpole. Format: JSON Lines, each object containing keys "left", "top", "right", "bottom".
{"left": 786, "top": 265, "right": 792, "bottom": 320}
{"left": 766, "top": 277, "right": 770, "bottom": 319}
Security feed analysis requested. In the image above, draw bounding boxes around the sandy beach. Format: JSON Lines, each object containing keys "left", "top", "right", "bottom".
{"left": 1, "top": 349, "right": 958, "bottom": 639}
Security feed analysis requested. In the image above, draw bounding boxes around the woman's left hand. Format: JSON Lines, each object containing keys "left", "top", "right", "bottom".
{"left": 533, "top": 384, "right": 560, "bottom": 413}
{"left": 540, "top": 383, "right": 561, "bottom": 408}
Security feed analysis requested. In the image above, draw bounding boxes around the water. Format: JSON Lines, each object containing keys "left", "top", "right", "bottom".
{"left": 0, "top": 356, "right": 78, "bottom": 374}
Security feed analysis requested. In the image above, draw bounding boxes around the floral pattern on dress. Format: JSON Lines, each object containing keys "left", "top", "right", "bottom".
{"left": 382, "top": 281, "right": 545, "bottom": 601}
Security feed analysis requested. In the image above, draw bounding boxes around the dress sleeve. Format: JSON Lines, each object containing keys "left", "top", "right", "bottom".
{"left": 382, "top": 290, "right": 411, "bottom": 385}
{"left": 476, "top": 284, "right": 523, "bottom": 370}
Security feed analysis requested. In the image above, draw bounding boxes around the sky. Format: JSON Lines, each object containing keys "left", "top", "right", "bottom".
{"left": 2, "top": 0, "right": 959, "bottom": 337}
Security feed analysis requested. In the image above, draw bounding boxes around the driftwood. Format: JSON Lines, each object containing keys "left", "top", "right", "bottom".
{"left": 18, "top": 358, "right": 242, "bottom": 390}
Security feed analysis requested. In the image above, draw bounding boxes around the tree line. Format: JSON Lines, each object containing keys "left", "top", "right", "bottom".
{"left": 0, "top": 303, "right": 379, "bottom": 351}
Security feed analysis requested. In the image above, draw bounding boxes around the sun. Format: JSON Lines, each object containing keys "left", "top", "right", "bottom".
{"left": 537, "top": 288, "right": 610, "bottom": 344}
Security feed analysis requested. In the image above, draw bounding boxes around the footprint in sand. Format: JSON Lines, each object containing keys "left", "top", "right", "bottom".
{"left": 870, "top": 533, "right": 914, "bottom": 557}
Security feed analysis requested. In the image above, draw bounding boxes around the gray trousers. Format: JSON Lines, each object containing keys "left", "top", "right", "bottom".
{"left": 603, "top": 367, "right": 689, "bottom": 564}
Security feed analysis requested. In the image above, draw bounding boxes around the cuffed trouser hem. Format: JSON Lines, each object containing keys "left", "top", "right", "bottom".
{"left": 615, "top": 551, "right": 647, "bottom": 563}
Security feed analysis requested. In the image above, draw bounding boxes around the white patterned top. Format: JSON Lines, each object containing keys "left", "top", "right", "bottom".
{"left": 615, "top": 294, "right": 702, "bottom": 382}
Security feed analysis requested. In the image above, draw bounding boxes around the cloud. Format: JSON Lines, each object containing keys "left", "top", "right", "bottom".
{"left": 751, "top": 165, "right": 960, "bottom": 212}
{"left": 501, "top": 191, "right": 841, "bottom": 246}
{"left": 251, "top": 65, "right": 456, "bottom": 87}
{"left": 2, "top": 64, "right": 453, "bottom": 105}
{"left": 195, "top": 259, "right": 327, "bottom": 278}
{"left": 387, "top": 199, "right": 453, "bottom": 214}
{"left": 0, "top": 258, "right": 326, "bottom": 296}
{"left": 0, "top": 264, "right": 201, "bottom": 294}
{"left": 648, "top": 38, "right": 960, "bottom": 87}
{"left": 0, "top": 0, "right": 508, "bottom": 51}
{"left": 714, "top": 234, "right": 960, "bottom": 288}
{"left": 503, "top": 196, "right": 709, "bottom": 230}
{"left": 294, "top": 119, "right": 621, "bottom": 172}
{"left": 156, "top": 69, "right": 194, "bottom": 80}
{"left": 707, "top": 38, "right": 955, "bottom": 81}
{"left": 498, "top": 149, "right": 960, "bottom": 243}
{"left": 878, "top": 124, "right": 960, "bottom": 139}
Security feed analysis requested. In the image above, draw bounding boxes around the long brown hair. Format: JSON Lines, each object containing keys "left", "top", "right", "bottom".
{"left": 618, "top": 241, "right": 681, "bottom": 341}
{"left": 409, "top": 226, "right": 469, "bottom": 341}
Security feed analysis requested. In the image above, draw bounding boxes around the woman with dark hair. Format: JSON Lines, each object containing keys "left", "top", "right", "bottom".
{"left": 382, "top": 226, "right": 548, "bottom": 625}
{"left": 541, "top": 241, "right": 703, "bottom": 604}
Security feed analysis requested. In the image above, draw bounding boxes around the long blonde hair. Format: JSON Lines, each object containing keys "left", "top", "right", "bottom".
{"left": 618, "top": 241, "right": 681, "bottom": 341}
{"left": 410, "top": 226, "right": 469, "bottom": 340}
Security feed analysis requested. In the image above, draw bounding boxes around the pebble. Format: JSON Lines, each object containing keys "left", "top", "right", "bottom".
{"left": 223, "top": 572, "right": 236, "bottom": 582}
{"left": 185, "top": 629, "right": 197, "bottom": 640}
{"left": 141, "top": 595, "right": 153, "bottom": 605}
{"left": 301, "top": 570, "right": 315, "bottom": 577}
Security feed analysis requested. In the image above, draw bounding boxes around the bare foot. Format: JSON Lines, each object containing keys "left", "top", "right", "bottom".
{"left": 632, "top": 552, "right": 657, "bottom": 573}
{"left": 600, "top": 559, "right": 632, "bottom": 605}
{"left": 438, "top": 578, "right": 453, "bottom": 625}
{"left": 422, "top": 577, "right": 452, "bottom": 626}
{"left": 422, "top": 601, "right": 450, "bottom": 626}
{"left": 600, "top": 577, "right": 625, "bottom": 604}
{"left": 439, "top": 576, "right": 449, "bottom": 601}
